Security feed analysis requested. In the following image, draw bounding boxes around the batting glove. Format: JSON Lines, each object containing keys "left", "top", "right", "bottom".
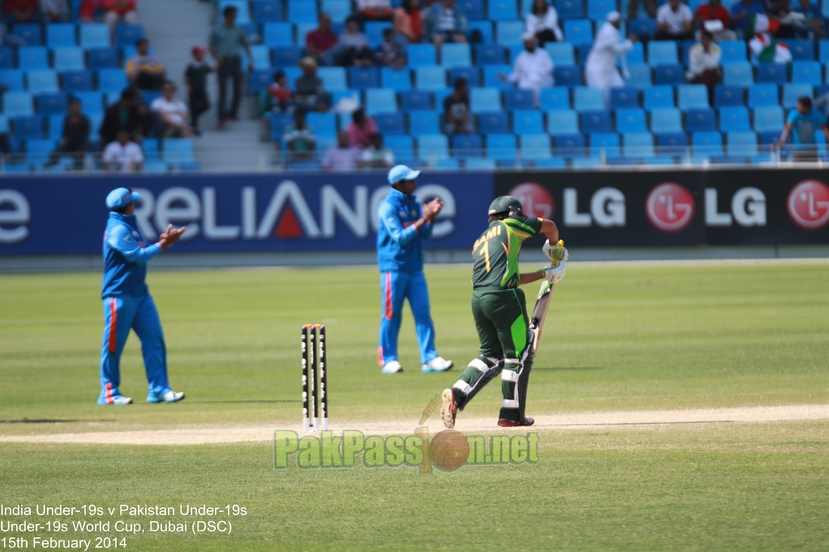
{"left": 543, "top": 240, "right": 568, "bottom": 264}
{"left": 540, "top": 262, "right": 566, "bottom": 284}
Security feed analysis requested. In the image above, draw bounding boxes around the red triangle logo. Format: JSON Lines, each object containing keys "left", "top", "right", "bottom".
{"left": 274, "top": 206, "right": 304, "bottom": 238}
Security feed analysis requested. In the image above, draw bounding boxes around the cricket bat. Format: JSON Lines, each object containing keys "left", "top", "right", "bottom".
{"left": 529, "top": 240, "right": 563, "bottom": 354}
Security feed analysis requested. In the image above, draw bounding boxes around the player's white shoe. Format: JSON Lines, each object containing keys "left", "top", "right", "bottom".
{"left": 422, "top": 356, "right": 454, "bottom": 373}
{"left": 147, "top": 390, "right": 185, "bottom": 403}
{"left": 98, "top": 395, "right": 132, "bottom": 405}
{"left": 381, "top": 360, "right": 403, "bottom": 374}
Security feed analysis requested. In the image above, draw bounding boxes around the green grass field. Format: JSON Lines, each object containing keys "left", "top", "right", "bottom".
{"left": 2, "top": 262, "right": 829, "bottom": 551}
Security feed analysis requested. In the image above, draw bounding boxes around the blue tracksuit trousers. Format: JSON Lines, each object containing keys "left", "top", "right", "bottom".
{"left": 379, "top": 271, "right": 437, "bottom": 365}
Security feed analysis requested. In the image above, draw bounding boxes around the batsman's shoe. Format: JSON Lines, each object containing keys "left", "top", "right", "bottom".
{"left": 97, "top": 395, "right": 132, "bottom": 405}
{"left": 497, "top": 417, "right": 535, "bottom": 428}
{"left": 381, "top": 360, "right": 403, "bottom": 374}
{"left": 146, "top": 390, "right": 185, "bottom": 403}
{"left": 440, "top": 389, "right": 458, "bottom": 429}
{"left": 422, "top": 356, "right": 454, "bottom": 373}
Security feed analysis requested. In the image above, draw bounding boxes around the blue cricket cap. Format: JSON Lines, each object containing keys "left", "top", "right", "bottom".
{"left": 106, "top": 187, "right": 140, "bottom": 210}
{"left": 388, "top": 165, "right": 421, "bottom": 185}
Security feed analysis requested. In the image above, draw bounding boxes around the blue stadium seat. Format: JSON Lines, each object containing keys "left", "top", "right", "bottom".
{"left": 450, "top": 66, "right": 481, "bottom": 87}
{"left": 791, "top": 61, "right": 821, "bottom": 85}
{"left": 466, "top": 157, "right": 497, "bottom": 169}
{"left": 381, "top": 68, "right": 412, "bottom": 91}
{"left": 400, "top": 90, "right": 432, "bottom": 112}
{"left": 532, "top": 156, "right": 567, "bottom": 168}
{"left": 487, "top": 133, "right": 517, "bottom": 164}
{"left": 783, "top": 83, "right": 813, "bottom": 109}
{"left": 557, "top": 0, "right": 585, "bottom": 19}
{"left": 686, "top": 107, "right": 716, "bottom": 132}
{"left": 60, "top": 69, "right": 93, "bottom": 92}
{"left": 434, "top": 158, "right": 460, "bottom": 169}
{"left": 365, "top": 88, "right": 397, "bottom": 115}
{"left": 677, "top": 84, "right": 709, "bottom": 109}
{"left": 540, "top": 87, "right": 570, "bottom": 110}
{"left": 590, "top": 133, "right": 620, "bottom": 158}
{"left": 554, "top": 65, "right": 582, "bottom": 87}
{"left": 288, "top": 0, "right": 317, "bottom": 22}
{"left": 264, "top": 23, "right": 294, "bottom": 46}
{"left": 545, "top": 43, "right": 575, "bottom": 66}
{"left": 460, "top": 0, "right": 486, "bottom": 20}
{"left": 719, "top": 106, "right": 751, "bottom": 131}
{"left": 317, "top": 67, "right": 347, "bottom": 90}
{"left": 253, "top": 0, "right": 283, "bottom": 22}
{"left": 575, "top": 43, "right": 592, "bottom": 66}
{"left": 272, "top": 45, "right": 302, "bottom": 67}
{"left": 513, "top": 110, "right": 544, "bottom": 134}
{"left": 654, "top": 64, "right": 684, "bottom": 86}
{"left": 747, "top": 84, "right": 779, "bottom": 107}
{"left": 723, "top": 62, "right": 754, "bottom": 86}
{"left": 35, "top": 92, "right": 67, "bottom": 115}
{"left": 72, "top": 91, "right": 104, "bottom": 114}
{"left": 581, "top": 110, "right": 612, "bottom": 133}
{"left": 27, "top": 70, "right": 59, "bottom": 94}
{"left": 648, "top": 42, "right": 678, "bottom": 65}
{"left": 442, "top": 44, "right": 471, "bottom": 67}
{"left": 610, "top": 87, "right": 639, "bottom": 109}
{"left": 409, "top": 44, "right": 437, "bottom": 67}
{"left": 249, "top": 45, "right": 271, "bottom": 70}
{"left": 623, "top": 42, "right": 645, "bottom": 65}
{"left": 692, "top": 131, "right": 723, "bottom": 156}
{"left": 482, "top": 65, "right": 512, "bottom": 89}
{"left": 374, "top": 112, "right": 405, "bottom": 135}
{"left": 714, "top": 85, "right": 744, "bottom": 107}
{"left": 820, "top": 40, "right": 829, "bottom": 64}
{"left": 470, "top": 87, "right": 501, "bottom": 112}
{"left": 162, "top": 138, "right": 195, "bottom": 164}
{"left": 475, "top": 43, "right": 506, "bottom": 65}
{"left": 54, "top": 47, "right": 86, "bottom": 71}
{"left": 409, "top": 110, "right": 439, "bottom": 135}
{"left": 25, "top": 138, "right": 57, "bottom": 165}
{"left": 757, "top": 63, "right": 787, "bottom": 85}
{"left": 520, "top": 133, "right": 552, "bottom": 161}
{"left": 656, "top": 131, "right": 688, "bottom": 152}
{"left": 573, "top": 86, "right": 604, "bottom": 111}
{"left": 564, "top": 20, "right": 593, "bottom": 44}
{"left": 467, "top": 20, "right": 494, "bottom": 43}
{"left": 97, "top": 69, "right": 127, "bottom": 93}
{"left": 295, "top": 22, "right": 318, "bottom": 44}
{"left": 629, "top": 18, "right": 656, "bottom": 38}
{"left": 19, "top": 47, "right": 49, "bottom": 70}
{"left": 4, "top": 92, "right": 34, "bottom": 117}
{"left": 87, "top": 47, "right": 119, "bottom": 70}
{"left": 623, "top": 132, "right": 654, "bottom": 158}
{"left": 268, "top": 113, "right": 293, "bottom": 141}
{"left": 385, "top": 135, "right": 415, "bottom": 162}
{"left": 248, "top": 69, "right": 274, "bottom": 95}
{"left": 13, "top": 24, "right": 43, "bottom": 45}
{"left": 365, "top": 22, "right": 393, "bottom": 47}
{"left": 727, "top": 130, "right": 758, "bottom": 156}
{"left": 47, "top": 114, "right": 64, "bottom": 141}
{"left": 787, "top": 39, "right": 815, "bottom": 61}
{"left": 46, "top": 23, "right": 77, "bottom": 47}
{"left": 322, "top": 0, "right": 350, "bottom": 22}
{"left": 555, "top": 134, "right": 586, "bottom": 157}
{"left": 616, "top": 108, "right": 647, "bottom": 132}
{"left": 588, "top": 0, "right": 617, "bottom": 20}
{"left": 415, "top": 66, "right": 447, "bottom": 90}
{"left": 488, "top": 0, "right": 518, "bottom": 19}
{"left": 504, "top": 88, "right": 534, "bottom": 111}
{"left": 142, "top": 138, "right": 160, "bottom": 162}
{"left": 624, "top": 63, "right": 651, "bottom": 88}
{"left": 0, "top": 47, "right": 14, "bottom": 69}
{"left": 306, "top": 113, "right": 335, "bottom": 137}
{"left": 451, "top": 133, "right": 483, "bottom": 158}
{"left": 79, "top": 24, "right": 108, "bottom": 48}
{"left": 348, "top": 67, "right": 379, "bottom": 90}
{"left": 478, "top": 111, "right": 509, "bottom": 134}
{"left": 114, "top": 24, "right": 144, "bottom": 47}
{"left": 651, "top": 108, "right": 683, "bottom": 133}
{"left": 547, "top": 109, "right": 579, "bottom": 135}
{"left": 495, "top": 20, "right": 524, "bottom": 45}
{"left": 719, "top": 41, "right": 746, "bottom": 63}
{"left": 0, "top": 70, "right": 25, "bottom": 92}
{"left": 11, "top": 115, "right": 46, "bottom": 139}
{"left": 753, "top": 106, "right": 784, "bottom": 132}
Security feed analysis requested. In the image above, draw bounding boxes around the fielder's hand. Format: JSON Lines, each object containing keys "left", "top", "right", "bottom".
{"left": 543, "top": 239, "right": 568, "bottom": 263}
{"left": 423, "top": 198, "right": 444, "bottom": 222}
{"left": 540, "top": 262, "right": 566, "bottom": 284}
{"left": 159, "top": 224, "right": 187, "bottom": 251}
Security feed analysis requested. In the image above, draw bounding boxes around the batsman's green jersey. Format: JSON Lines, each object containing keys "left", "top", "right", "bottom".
{"left": 472, "top": 216, "right": 544, "bottom": 289}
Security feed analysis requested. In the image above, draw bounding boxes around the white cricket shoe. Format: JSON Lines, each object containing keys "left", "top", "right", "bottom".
{"left": 422, "top": 356, "right": 454, "bottom": 373}
{"left": 97, "top": 395, "right": 132, "bottom": 405}
{"left": 147, "top": 390, "right": 185, "bottom": 403}
{"left": 381, "top": 360, "right": 403, "bottom": 374}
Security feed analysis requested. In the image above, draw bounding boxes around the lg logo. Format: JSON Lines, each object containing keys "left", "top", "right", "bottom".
{"left": 646, "top": 183, "right": 696, "bottom": 233}
{"left": 787, "top": 180, "right": 829, "bottom": 231}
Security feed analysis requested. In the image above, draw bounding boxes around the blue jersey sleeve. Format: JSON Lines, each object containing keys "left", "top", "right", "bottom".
{"left": 107, "top": 224, "right": 162, "bottom": 265}
{"left": 418, "top": 202, "right": 434, "bottom": 240}
{"left": 379, "top": 201, "right": 419, "bottom": 246}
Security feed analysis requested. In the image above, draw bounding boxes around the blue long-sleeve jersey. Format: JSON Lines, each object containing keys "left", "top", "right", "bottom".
{"left": 377, "top": 187, "right": 433, "bottom": 273}
{"left": 101, "top": 212, "right": 162, "bottom": 298}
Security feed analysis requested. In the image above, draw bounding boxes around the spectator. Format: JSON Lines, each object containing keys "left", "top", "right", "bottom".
{"left": 40, "top": 0, "right": 69, "bottom": 22}
{"left": 336, "top": 15, "right": 373, "bottom": 67}
{"left": 2, "top": 0, "right": 43, "bottom": 24}
{"left": 424, "top": 0, "right": 468, "bottom": 49}
{"left": 375, "top": 28, "right": 407, "bottom": 68}
{"left": 346, "top": 108, "right": 379, "bottom": 148}
{"left": 284, "top": 110, "right": 316, "bottom": 162}
{"left": 264, "top": 70, "right": 294, "bottom": 114}
{"left": 151, "top": 80, "right": 191, "bottom": 138}
{"left": 356, "top": 0, "right": 393, "bottom": 24}
{"left": 103, "top": 0, "right": 138, "bottom": 36}
{"left": 526, "top": 0, "right": 563, "bottom": 46}
{"left": 360, "top": 133, "right": 395, "bottom": 169}
{"left": 586, "top": 12, "right": 637, "bottom": 108}
{"left": 126, "top": 38, "right": 166, "bottom": 91}
{"left": 627, "top": 0, "right": 657, "bottom": 19}
{"left": 45, "top": 97, "right": 90, "bottom": 169}
{"left": 748, "top": 14, "right": 792, "bottom": 63}
{"left": 656, "top": 0, "right": 694, "bottom": 40}
{"left": 443, "top": 77, "right": 472, "bottom": 134}
{"left": 209, "top": 5, "right": 254, "bottom": 129}
{"left": 786, "top": 0, "right": 824, "bottom": 37}
{"left": 686, "top": 31, "right": 722, "bottom": 106}
{"left": 306, "top": 12, "right": 339, "bottom": 66}
{"left": 394, "top": 0, "right": 424, "bottom": 44}
{"left": 498, "top": 33, "right": 554, "bottom": 108}
{"left": 777, "top": 96, "right": 829, "bottom": 161}
{"left": 184, "top": 45, "right": 212, "bottom": 136}
{"left": 730, "top": 0, "right": 765, "bottom": 37}
{"left": 322, "top": 130, "right": 361, "bottom": 170}
{"left": 294, "top": 56, "right": 330, "bottom": 112}
{"left": 693, "top": 0, "right": 737, "bottom": 40}
{"left": 100, "top": 87, "right": 144, "bottom": 146}
{"left": 79, "top": 0, "right": 105, "bottom": 22}
{"left": 102, "top": 128, "right": 144, "bottom": 172}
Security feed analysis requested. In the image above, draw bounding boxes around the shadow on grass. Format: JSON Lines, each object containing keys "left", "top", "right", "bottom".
{"left": 0, "top": 419, "right": 116, "bottom": 423}
{"left": 533, "top": 366, "right": 605, "bottom": 371}
{"left": 189, "top": 400, "right": 301, "bottom": 404}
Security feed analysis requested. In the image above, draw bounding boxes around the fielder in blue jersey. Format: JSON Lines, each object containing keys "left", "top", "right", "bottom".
{"left": 98, "top": 187, "right": 187, "bottom": 405}
{"left": 377, "top": 165, "right": 453, "bottom": 374}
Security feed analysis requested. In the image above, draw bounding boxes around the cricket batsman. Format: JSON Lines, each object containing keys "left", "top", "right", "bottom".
{"left": 377, "top": 165, "right": 453, "bottom": 374}
{"left": 441, "top": 195, "right": 566, "bottom": 427}
{"left": 98, "top": 187, "right": 186, "bottom": 405}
